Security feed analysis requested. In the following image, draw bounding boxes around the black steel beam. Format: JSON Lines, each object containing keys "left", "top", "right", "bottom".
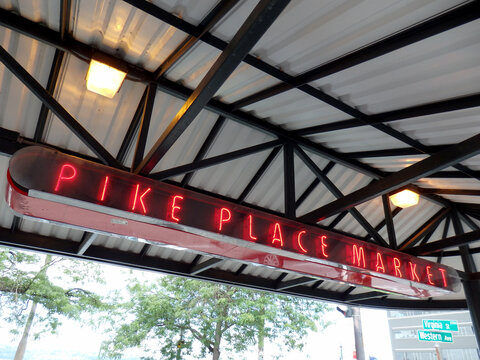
{"left": 60, "top": 0, "right": 71, "bottom": 40}
{"left": 132, "top": 83, "right": 157, "bottom": 170}
{"left": 0, "top": 7, "right": 385, "bottom": 179}
{"left": 382, "top": 195, "right": 397, "bottom": 249}
{"left": 295, "top": 94, "right": 480, "bottom": 136}
{"left": 135, "top": 0, "right": 291, "bottom": 174}
{"left": 190, "top": 258, "right": 224, "bottom": 275}
{"left": 0, "top": 9, "right": 458, "bottom": 208}
{"left": 295, "top": 178, "right": 320, "bottom": 209}
{"left": 345, "top": 291, "right": 385, "bottom": 303}
{"left": 153, "top": 0, "right": 239, "bottom": 79}
{"left": 116, "top": 87, "right": 148, "bottom": 164}
{"left": 452, "top": 210, "right": 478, "bottom": 274}
{"left": 300, "top": 134, "right": 480, "bottom": 223}
{"left": 150, "top": 140, "right": 282, "bottom": 180}
{"left": 0, "top": 44, "right": 120, "bottom": 167}
{"left": 398, "top": 209, "right": 449, "bottom": 250}
{"left": 276, "top": 277, "right": 315, "bottom": 290}
{"left": 284, "top": 142, "right": 296, "bottom": 219}
{"left": 237, "top": 147, "right": 281, "bottom": 203}
{"left": 327, "top": 211, "right": 348, "bottom": 230}
{"left": 10, "top": 216, "right": 21, "bottom": 232}
{"left": 295, "top": 161, "right": 335, "bottom": 210}
{"left": 77, "top": 232, "right": 98, "bottom": 255}
{"left": 342, "top": 286, "right": 355, "bottom": 297}
{"left": 231, "top": 2, "right": 480, "bottom": 108}
{"left": 426, "top": 171, "right": 480, "bottom": 179}
{"left": 364, "top": 207, "right": 402, "bottom": 242}
{"left": 407, "top": 230, "right": 480, "bottom": 256}
{"left": 34, "top": 49, "right": 65, "bottom": 143}
{"left": 459, "top": 212, "right": 480, "bottom": 232}
{"left": 294, "top": 145, "right": 387, "bottom": 247}
{"left": 181, "top": 116, "right": 226, "bottom": 187}
{"left": 344, "top": 146, "right": 447, "bottom": 159}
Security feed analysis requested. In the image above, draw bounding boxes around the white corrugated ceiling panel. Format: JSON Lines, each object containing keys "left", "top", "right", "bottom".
{"left": 187, "top": 119, "right": 277, "bottom": 199}
{"left": 307, "top": 125, "right": 407, "bottom": 153}
{"left": 44, "top": 53, "right": 146, "bottom": 159}
{"left": 214, "top": 62, "right": 279, "bottom": 104}
{"left": 0, "top": 30, "right": 55, "bottom": 139}
{"left": 387, "top": 200, "right": 442, "bottom": 244}
{"left": 297, "top": 155, "right": 372, "bottom": 221}
{"left": 389, "top": 107, "right": 480, "bottom": 147}
{"left": 461, "top": 154, "right": 480, "bottom": 171}
{"left": 0, "top": 0, "right": 60, "bottom": 30}
{"left": 151, "top": 0, "right": 219, "bottom": 26}
{"left": 417, "top": 177, "right": 480, "bottom": 190}
{"left": 313, "top": 19, "right": 480, "bottom": 114}
{"left": 361, "top": 155, "right": 428, "bottom": 173}
{"left": 165, "top": 42, "right": 221, "bottom": 89}
{"left": 72, "top": 0, "right": 196, "bottom": 72}
{"left": 332, "top": 198, "right": 384, "bottom": 238}
{"left": 188, "top": 149, "right": 274, "bottom": 200}
{"left": 19, "top": 217, "right": 85, "bottom": 242}
{"left": 243, "top": 87, "right": 348, "bottom": 130}
{"left": 147, "top": 108, "right": 221, "bottom": 179}
{"left": 243, "top": 149, "right": 283, "bottom": 213}
{"left": 249, "top": 0, "right": 466, "bottom": 75}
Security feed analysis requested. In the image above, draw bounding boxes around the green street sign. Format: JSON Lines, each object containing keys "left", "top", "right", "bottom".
{"left": 418, "top": 330, "right": 453, "bottom": 343}
{"left": 423, "top": 319, "right": 459, "bottom": 332}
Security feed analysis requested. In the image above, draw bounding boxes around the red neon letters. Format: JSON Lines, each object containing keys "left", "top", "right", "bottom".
{"left": 376, "top": 252, "right": 385, "bottom": 273}
{"left": 409, "top": 261, "right": 420, "bottom": 282}
{"left": 393, "top": 257, "right": 402, "bottom": 278}
{"left": 54, "top": 164, "right": 77, "bottom": 192}
{"left": 247, "top": 215, "right": 257, "bottom": 241}
{"left": 352, "top": 245, "right": 366, "bottom": 268}
{"left": 219, "top": 208, "right": 231, "bottom": 231}
{"left": 426, "top": 266, "right": 435, "bottom": 285}
{"left": 272, "top": 222, "right": 284, "bottom": 246}
{"left": 48, "top": 162, "right": 452, "bottom": 291}
{"left": 131, "top": 184, "right": 151, "bottom": 214}
{"left": 320, "top": 235, "right": 328, "bottom": 258}
{"left": 297, "top": 230, "right": 307, "bottom": 253}
{"left": 170, "top": 195, "right": 184, "bottom": 222}
{"left": 99, "top": 176, "right": 109, "bottom": 201}
{"left": 439, "top": 268, "right": 448, "bottom": 287}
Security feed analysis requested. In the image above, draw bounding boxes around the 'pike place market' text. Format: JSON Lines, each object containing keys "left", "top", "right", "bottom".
{"left": 49, "top": 163, "right": 451, "bottom": 290}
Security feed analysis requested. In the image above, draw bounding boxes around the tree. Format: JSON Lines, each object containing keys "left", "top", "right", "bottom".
{"left": 0, "top": 246, "right": 107, "bottom": 360}
{"left": 101, "top": 275, "right": 331, "bottom": 359}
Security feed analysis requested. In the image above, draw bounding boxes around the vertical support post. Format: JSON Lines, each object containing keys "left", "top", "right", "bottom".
{"left": 451, "top": 210, "right": 480, "bottom": 349}
{"left": 463, "top": 276, "right": 480, "bottom": 349}
{"left": 352, "top": 307, "right": 365, "bottom": 360}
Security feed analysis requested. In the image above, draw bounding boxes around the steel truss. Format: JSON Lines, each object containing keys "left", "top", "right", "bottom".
{"left": 0, "top": 1, "right": 478, "bottom": 313}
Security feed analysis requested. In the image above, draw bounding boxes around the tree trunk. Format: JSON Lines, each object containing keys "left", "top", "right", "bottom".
{"left": 14, "top": 255, "right": 51, "bottom": 360}
{"left": 257, "top": 306, "right": 265, "bottom": 360}
{"left": 14, "top": 301, "right": 37, "bottom": 360}
{"left": 212, "top": 318, "right": 222, "bottom": 360}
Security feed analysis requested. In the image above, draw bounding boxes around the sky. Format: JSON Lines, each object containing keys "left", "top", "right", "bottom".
{"left": 0, "top": 256, "right": 394, "bottom": 360}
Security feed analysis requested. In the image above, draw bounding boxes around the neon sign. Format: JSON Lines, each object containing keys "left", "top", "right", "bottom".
{"left": 6, "top": 147, "right": 460, "bottom": 297}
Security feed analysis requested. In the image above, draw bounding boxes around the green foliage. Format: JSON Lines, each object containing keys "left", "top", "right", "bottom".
{"left": 0, "top": 246, "right": 108, "bottom": 338}
{"left": 101, "top": 275, "right": 331, "bottom": 359}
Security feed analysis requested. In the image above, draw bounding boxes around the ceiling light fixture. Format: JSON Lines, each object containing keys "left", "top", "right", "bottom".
{"left": 389, "top": 189, "right": 419, "bottom": 208}
{"left": 86, "top": 59, "right": 126, "bottom": 98}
